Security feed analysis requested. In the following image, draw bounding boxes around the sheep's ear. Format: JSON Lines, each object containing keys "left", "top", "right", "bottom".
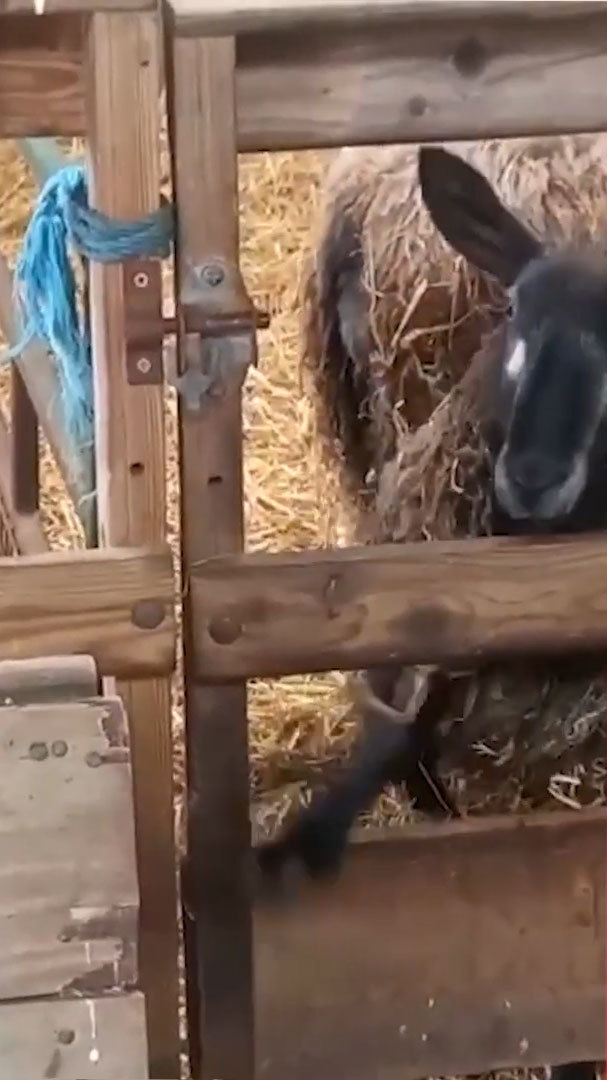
{"left": 418, "top": 146, "right": 543, "bottom": 286}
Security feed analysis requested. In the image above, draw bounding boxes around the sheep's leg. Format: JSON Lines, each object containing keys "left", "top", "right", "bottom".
{"left": 257, "top": 673, "right": 458, "bottom": 882}
{"left": 551, "top": 1063, "right": 599, "bottom": 1080}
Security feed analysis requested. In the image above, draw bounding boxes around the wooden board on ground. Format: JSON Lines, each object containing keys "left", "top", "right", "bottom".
{"left": 6, "top": 5, "right": 607, "bottom": 148}
{"left": 0, "top": 546, "right": 174, "bottom": 679}
{"left": 0, "top": 993, "right": 148, "bottom": 1079}
{"left": 192, "top": 534, "right": 607, "bottom": 680}
{"left": 0, "top": 654, "right": 97, "bottom": 705}
{"left": 0, "top": 696, "right": 138, "bottom": 999}
{"left": 254, "top": 809, "right": 606, "bottom": 1080}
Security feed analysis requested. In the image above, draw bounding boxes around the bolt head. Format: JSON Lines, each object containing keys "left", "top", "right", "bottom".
{"left": 200, "top": 263, "right": 225, "bottom": 287}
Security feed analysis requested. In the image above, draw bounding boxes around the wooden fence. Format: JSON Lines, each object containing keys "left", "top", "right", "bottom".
{"left": 0, "top": 1, "right": 605, "bottom": 1078}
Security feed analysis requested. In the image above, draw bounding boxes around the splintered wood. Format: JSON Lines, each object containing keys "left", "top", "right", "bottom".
{"left": 0, "top": 693, "right": 148, "bottom": 1079}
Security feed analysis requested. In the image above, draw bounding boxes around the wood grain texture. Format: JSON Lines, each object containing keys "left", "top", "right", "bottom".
{"left": 169, "top": 0, "right": 607, "bottom": 36}
{"left": 0, "top": 654, "right": 97, "bottom": 704}
{"left": 0, "top": 254, "right": 97, "bottom": 544}
{"left": 86, "top": 14, "right": 180, "bottom": 1077}
{"left": 167, "top": 33, "right": 254, "bottom": 1080}
{"left": 0, "top": 697, "right": 138, "bottom": 999}
{"left": 193, "top": 534, "right": 607, "bottom": 680}
{"left": 0, "top": 15, "right": 84, "bottom": 137}
{"left": 254, "top": 809, "right": 606, "bottom": 1080}
{"left": 0, "top": 0, "right": 151, "bottom": 10}
{"left": 0, "top": 545, "right": 174, "bottom": 678}
{"left": 0, "top": 993, "right": 148, "bottom": 1079}
{"left": 234, "top": 6, "right": 607, "bottom": 150}
{"left": 6, "top": 5, "right": 607, "bottom": 146}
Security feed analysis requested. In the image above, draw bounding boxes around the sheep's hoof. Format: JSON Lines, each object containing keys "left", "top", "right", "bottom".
{"left": 256, "top": 813, "right": 349, "bottom": 885}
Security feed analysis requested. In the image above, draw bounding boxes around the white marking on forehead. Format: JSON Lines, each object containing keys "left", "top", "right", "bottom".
{"left": 505, "top": 338, "right": 526, "bottom": 382}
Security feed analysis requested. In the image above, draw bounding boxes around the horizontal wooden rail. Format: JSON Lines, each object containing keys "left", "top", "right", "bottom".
{"left": 0, "top": 545, "right": 175, "bottom": 677}
{"left": 254, "top": 808, "right": 606, "bottom": 1080}
{"left": 0, "top": 0, "right": 153, "bottom": 13}
{"left": 168, "top": 0, "right": 607, "bottom": 37}
{"left": 6, "top": 3, "right": 607, "bottom": 148}
{"left": 193, "top": 534, "right": 607, "bottom": 681}
{"left": 0, "top": 255, "right": 97, "bottom": 545}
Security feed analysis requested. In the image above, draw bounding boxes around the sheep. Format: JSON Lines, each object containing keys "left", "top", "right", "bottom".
{"left": 258, "top": 137, "right": 607, "bottom": 877}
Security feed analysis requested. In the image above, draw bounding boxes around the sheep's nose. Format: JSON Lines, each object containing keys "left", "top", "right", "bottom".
{"left": 509, "top": 453, "right": 566, "bottom": 496}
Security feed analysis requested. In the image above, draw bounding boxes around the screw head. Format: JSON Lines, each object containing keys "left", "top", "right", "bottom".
{"left": 136, "top": 356, "right": 152, "bottom": 375}
{"left": 29, "top": 741, "right": 48, "bottom": 761}
{"left": 85, "top": 751, "right": 102, "bottom": 769}
{"left": 133, "top": 271, "right": 149, "bottom": 289}
{"left": 57, "top": 1029, "right": 75, "bottom": 1045}
{"left": 51, "top": 740, "right": 68, "bottom": 758}
{"left": 200, "top": 263, "right": 225, "bottom": 287}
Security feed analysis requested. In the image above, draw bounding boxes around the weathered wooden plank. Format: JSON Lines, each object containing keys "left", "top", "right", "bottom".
{"left": 86, "top": 13, "right": 180, "bottom": 1076}
{"left": 0, "top": 654, "right": 97, "bottom": 704}
{"left": 167, "top": 32, "right": 254, "bottom": 1080}
{"left": 169, "top": 0, "right": 607, "bottom": 37}
{"left": 0, "top": 15, "right": 84, "bottom": 137}
{"left": 254, "top": 809, "right": 606, "bottom": 1080}
{"left": 193, "top": 534, "right": 607, "bottom": 681}
{"left": 0, "top": 254, "right": 97, "bottom": 544}
{"left": 7, "top": 4, "right": 607, "bottom": 146}
{"left": 0, "top": 697, "right": 138, "bottom": 999}
{"left": 0, "top": 993, "right": 148, "bottom": 1079}
{"left": 234, "top": 6, "right": 607, "bottom": 150}
{"left": 0, "top": 0, "right": 152, "bottom": 11}
{"left": 0, "top": 545, "right": 174, "bottom": 678}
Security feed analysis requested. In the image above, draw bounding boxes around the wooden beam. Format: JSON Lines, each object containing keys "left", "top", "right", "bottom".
{"left": 7, "top": 4, "right": 607, "bottom": 147}
{"left": 0, "top": 15, "right": 84, "bottom": 137}
{"left": 254, "top": 809, "right": 606, "bottom": 1080}
{"left": 0, "top": 994, "right": 148, "bottom": 1079}
{"left": 0, "top": 253, "right": 97, "bottom": 544}
{"left": 167, "top": 32, "right": 254, "bottom": 1080}
{"left": 193, "top": 534, "right": 607, "bottom": 681}
{"left": 86, "top": 13, "right": 180, "bottom": 1076}
{"left": 0, "top": 697, "right": 138, "bottom": 999}
{"left": 0, "top": 545, "right": 174, "bottom": 678}
{"left": 0, "top": 653, "right": 97, "bottom": 704}
{"left": 233, "top": 4, "right": 607, "bottom": 151}
{"left": 169, "top": 0, "right": 607, "bottom": 37}
{"left": 0, "top": 0, "right": 153, "bottom": 13}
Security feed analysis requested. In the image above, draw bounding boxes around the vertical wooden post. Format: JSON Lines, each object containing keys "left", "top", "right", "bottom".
{"left": 166, "top": 33, "right": 255, "bottom": 1080}
{"left": 11, "top": 365, "right": 38, "bottom": 517}
{"left": 85, "top": 14, "right": 180, "bottom": 1078}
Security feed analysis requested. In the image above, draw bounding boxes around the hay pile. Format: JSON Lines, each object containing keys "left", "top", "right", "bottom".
{"left": 300, "top": 134, "right": 607, "bottom": 818}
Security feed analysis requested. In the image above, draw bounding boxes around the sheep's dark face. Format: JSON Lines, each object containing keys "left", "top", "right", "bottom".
{"left": 418, "top": 147, "right": 607, "bottom": 527}
{"left": 495, "top": 255, "right": 607, "bottom": 521}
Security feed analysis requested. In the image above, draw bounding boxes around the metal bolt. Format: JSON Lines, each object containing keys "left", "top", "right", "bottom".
{"left": 85, "top": 751, "right": 102, "bottom": 769}
{"left": 29, "top": 741, "right": 48, "bottom": 761}
{"left": 136, "top": 356, "right": 152, "bottom": 375}
{"left": 200, "top": 263, "right": 225, "bottom": 287}
{"left": 131, "top": 599, "right": 166, "bottom": 630}
{"left": 133, "top": 271, "right": 149, "bottom": 289}
{"left": 57, "top": 1029, "right": 75, "bottom": 1045}
{"left": 51, "top": 740, "right": 68, "bottom": 758}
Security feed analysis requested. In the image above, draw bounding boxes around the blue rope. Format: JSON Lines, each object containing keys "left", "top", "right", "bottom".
{"left": 3, "top": 163, "right": 175, "bottom": 449}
